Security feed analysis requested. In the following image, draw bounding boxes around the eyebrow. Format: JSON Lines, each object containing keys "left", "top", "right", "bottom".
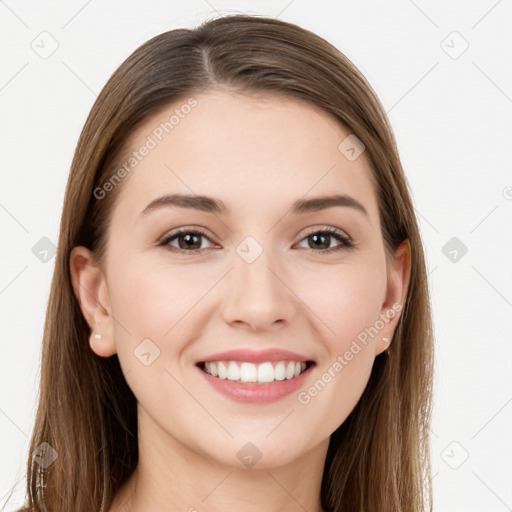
{"left": 139, "top": 193, "right": 369, "bottom": 218}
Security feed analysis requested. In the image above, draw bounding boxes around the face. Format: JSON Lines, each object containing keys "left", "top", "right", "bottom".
{"left": 71, "top": 89, "right": 409, "bottom": 470}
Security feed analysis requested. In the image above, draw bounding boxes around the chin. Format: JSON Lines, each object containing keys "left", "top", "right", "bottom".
{"left": 200, "top": 434, "right": 314, "bottom": 470}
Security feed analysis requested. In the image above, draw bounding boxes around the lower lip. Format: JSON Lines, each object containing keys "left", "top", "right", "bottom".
{"left": 196, "top": 364, "right": 315, "bottom": 403}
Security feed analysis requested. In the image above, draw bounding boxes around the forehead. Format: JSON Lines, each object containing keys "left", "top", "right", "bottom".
{"left": 109, "top": 90, "right": 380, "bottom": 229}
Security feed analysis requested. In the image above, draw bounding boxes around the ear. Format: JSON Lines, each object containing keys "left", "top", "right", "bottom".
{"left": 69, "top": 246, "right": 117, "bottom": 357}
{"left": 375, "top": 239, "right": 411, "bottom": 356}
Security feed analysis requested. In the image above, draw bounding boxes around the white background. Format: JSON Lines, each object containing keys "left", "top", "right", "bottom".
{"left": 1, "top": 1, "right": 511, "bottom": 510}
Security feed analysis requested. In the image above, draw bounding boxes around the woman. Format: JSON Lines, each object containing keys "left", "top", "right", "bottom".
{"left": 18, "top": 14, "right": 434, "bottom": 512}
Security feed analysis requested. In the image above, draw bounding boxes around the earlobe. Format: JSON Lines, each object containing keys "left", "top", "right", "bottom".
{"left": 69, "top": 246, "right": 117, "bottom": 357}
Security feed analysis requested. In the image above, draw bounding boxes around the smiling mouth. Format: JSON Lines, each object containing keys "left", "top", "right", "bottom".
{"left": 196, "top": 360, "right": 315, "bottom": 385}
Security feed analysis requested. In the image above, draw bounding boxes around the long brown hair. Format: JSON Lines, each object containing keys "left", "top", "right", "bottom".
{"left": 15, "top": 14, "right": 434, "bottom": 512}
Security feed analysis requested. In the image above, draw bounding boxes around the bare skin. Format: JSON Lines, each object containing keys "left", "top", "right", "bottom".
{"left": 70, "top": 89, "right": 410, "bottom": 512}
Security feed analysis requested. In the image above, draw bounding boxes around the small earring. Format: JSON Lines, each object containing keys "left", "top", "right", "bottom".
{"left": 94, "top": 333, "right": 102, "bottom": 340}
{"left": 382, "top": 337, "right": 390, "bottom": 344}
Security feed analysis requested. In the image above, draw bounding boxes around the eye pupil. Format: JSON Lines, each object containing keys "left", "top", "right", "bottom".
{"left": 310, "top": 233, "right": 329, "bottom": 250}
{"left": 179, "top": 233, "right": 201, "bottom": 250}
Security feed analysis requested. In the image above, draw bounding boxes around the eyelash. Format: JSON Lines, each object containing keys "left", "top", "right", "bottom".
{"left": 158, "top": 226, "right": 354, "bottom": 255}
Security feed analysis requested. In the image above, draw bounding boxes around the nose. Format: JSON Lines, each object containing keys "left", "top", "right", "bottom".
{"left": 221, "top": 247, "right": 297, "bottom": 332}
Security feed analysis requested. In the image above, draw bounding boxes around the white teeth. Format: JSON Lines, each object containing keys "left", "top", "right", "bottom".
{"left": 240, "top": 362, "right": 257, "bottom": 382}
{"left": 217, "top": 361, "right": 227, "bottom": 379}
{"left": 285, "top": 361, "right": 295, "bottom": 379}
{"left": 227, "top": 361, "right": 240, "bottom": 380}
{"left": 257, "top": 362, "right": 274, "bottom": 383}
{"left": 274, "top": 361, "right": 285, "bottom": 381}
{"left": 202, "top": 360, "right": 308, "bottom": 384}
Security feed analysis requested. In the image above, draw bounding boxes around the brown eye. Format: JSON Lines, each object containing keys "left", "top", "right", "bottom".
{"left": 296, "top": 228, "right": 353, "bottom": 254}
{"left": 175, "top": 232, "right": 202, "bottom": 250}
{"left": 308, "top": 233, "right": 332, "bottom": 250}
{"left": 159, "top": 229, "right": 215, "bottom": 253}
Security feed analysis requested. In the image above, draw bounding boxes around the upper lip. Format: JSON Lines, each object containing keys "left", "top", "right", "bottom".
{"left": 196, "top": 348, "right": 314, "bottom": 364}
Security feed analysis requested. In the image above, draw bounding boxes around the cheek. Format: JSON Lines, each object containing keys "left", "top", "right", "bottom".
{"left": 293, "top": 262, "right": 385, "bottom": 429}
{"left": 106, "top": 255, "right": 229, "bottom": 384}
{"left": 298, "top": 260, "right": 386, "bottom": 344}
{"left": 108, "top": 257, "right": 211, "bottom": 337}
{"left": 105, "top": 260, "right": 211, "bottom": 410}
